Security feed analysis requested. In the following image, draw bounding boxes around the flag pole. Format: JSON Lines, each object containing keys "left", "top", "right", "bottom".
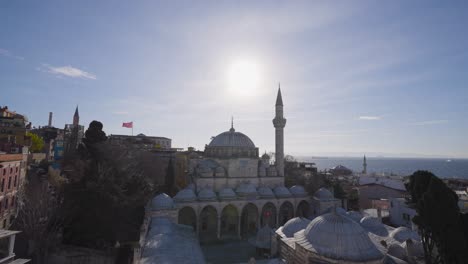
{"left": 132, "top": 121, "right": 133, "bottom": 136}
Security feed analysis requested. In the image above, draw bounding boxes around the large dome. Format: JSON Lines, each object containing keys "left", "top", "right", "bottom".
{"left": 208, "top": 128, "right": 255, "bottom": 148}
{"left": 298, "top": 212, "right": 383, "bottom": 262}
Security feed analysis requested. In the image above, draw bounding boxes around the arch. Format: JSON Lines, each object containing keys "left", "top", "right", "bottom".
{"left": 296, "top": 200, "right": 310, "bottom": 218}
{"left": 260, "top": 202, "right": 277, "bottom": 228}
{"left": 178, "top": 206, "right": 197, "bottom": 231}
{"left": 199, "top": 205, "right": 218, "bottom": 241}
{"left": 279, "top": 201, "right": 294, "bottom": 226}
{"left": 241, "top": 203, "right": 258, "bottom": 238}
{"left": 220, "top": 204, "right": 239, "bottom": 239}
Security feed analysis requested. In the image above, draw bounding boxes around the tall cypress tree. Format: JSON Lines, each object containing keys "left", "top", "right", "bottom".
{"left": 405, "top": 170, "right": 468, "bottom": 264}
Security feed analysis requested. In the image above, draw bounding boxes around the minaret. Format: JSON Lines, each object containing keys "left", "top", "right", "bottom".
{"left": 273, "top": 84, "right": 286, "bottom": 177}
{"left": 73, "top": 105, "right": 79, "bottom": 126}
{"left": 363, "top": 155, "right": 367, "bottom": 174}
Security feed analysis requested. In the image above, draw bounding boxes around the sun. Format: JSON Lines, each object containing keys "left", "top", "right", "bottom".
{"left": 227, "top": 60, "right": 262, "bottom": 97}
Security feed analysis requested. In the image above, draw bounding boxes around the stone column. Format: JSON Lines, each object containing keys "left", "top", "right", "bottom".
{"left": 237, "top": 214, "right": 242, "bottom": 239}
{"left": 217, "top": 216, "right": 221, "bottom": 239}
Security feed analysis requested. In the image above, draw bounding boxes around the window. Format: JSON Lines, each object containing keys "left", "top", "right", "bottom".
{"left": 2, "top": 169, "right": 5, "bottom": 176}
{"left": 7, "top": 177, "right": 11, "bottom": 190}
{"left": 2, "top": 219, "right": 6, "bottom": 228}
{"left": 4, "top": 198, "right": 8, "bottom": 209}
{"left": 1, "top": 179, "right": 4, "bottom": 192}
{"left": 10, "top": 197, "right": 14, "bottom": 206}
{"left": 14, "top": 176, "right": 17, "bottom": 187}
{"left": 9, "top": 168, "right": 12, "bottom": 174}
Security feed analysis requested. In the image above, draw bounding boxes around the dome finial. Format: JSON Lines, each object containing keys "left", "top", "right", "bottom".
{"left": 230, "top": 116, "right": 235, "bottom": 132}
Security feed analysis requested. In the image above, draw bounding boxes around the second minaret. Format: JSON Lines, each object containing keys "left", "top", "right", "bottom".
{"left": 273, "top": 85, "right": 286, "bottom": 177}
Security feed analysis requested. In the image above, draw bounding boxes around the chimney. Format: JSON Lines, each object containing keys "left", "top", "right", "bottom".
{"left": 48, "top": 112, "right": 53, "bottom": 127}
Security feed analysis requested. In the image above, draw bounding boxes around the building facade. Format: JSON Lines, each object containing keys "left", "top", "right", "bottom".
{"left": 0, "top": 107, "right": 31, "bottom": 146}
{"left": 0, "top": 154, "right": 22, "bottom": 229}
{"left": 108, "top": 134, "right": 172, "bottom": 150}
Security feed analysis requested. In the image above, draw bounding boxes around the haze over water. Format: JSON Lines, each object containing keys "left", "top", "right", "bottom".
{"left": 301, "top": 157, "right": 468, "bottom": 179}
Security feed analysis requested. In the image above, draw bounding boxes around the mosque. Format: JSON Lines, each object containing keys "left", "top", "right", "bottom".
{"left": 143, "top": 88, "right": 337, "bottom": 242}
{"left": 138, "top": 88, "right": 423, "bottom": 263}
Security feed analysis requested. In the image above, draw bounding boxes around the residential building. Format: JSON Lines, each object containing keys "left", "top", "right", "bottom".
{"left": 389, "top": 198, "right": 417, "bottom": 229}
{"left": 356, "top": 176, "right": 407, "bottom": 209}
{"left": 108, "top": 134, "right": 172, "bottom": 150}
{"left": 0, "top": 229, "right": 30, "bottom": 263}
{"left": 0, "top": 107, "right": 30, "bottom": 147}
{"left": 0, "top": 154, "right": 22, "bottom": 229}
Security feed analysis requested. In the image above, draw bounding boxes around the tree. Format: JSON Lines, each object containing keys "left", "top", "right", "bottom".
{"left": 14, "top": 164, "right": 64, "bottom": 264}
{"left": 405, "top": 170, "right": 468, "bottom": 264}
{"left": 26, "top": 132, "right": 45, "bottom": 153}
{"left": 61, "top": 121, "right": 154, "bottom": 249}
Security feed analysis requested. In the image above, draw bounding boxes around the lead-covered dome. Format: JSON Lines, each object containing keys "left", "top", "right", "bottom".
{"left": 152, "top": 193, "right": 174, "bottom": 211}
{"left": 289, "top": 185, "right": 307, "bottom": 197}
{"left": 281, "top": 217, "right": 311, "bottom": 238}
{"left": 236, "top": 183, "right": 258, "bottom": 197}
{"left": 360, "top": 216, "right": 388, "bottom": 236}
{"left": 174, "top": 188, "right": 197, "bottom": 202}
{"left": 297, "top": 212, "right": 383, "bottom": 262}
{"left": 346, "top": 211, "right": 363, "bottom": 222}
{"left": 274, "top": 186, "right": 292, "bottom": 198}
{"left": 208, "top": 128, "right": 255, "bottom": 148}
{"left": 218, "top": 187, "right": 237, "bottom": 200}
{"left": 390, "top": 227, "right": 420, "bottom": 242}
{"left": 313, "top": 188, "right": 334, "bottom": 200}
{"left": 198, "top": 188, "right": 217, "bottom": 201}
{"left": 258, "top": 186, "right": 275, "bottom": 198}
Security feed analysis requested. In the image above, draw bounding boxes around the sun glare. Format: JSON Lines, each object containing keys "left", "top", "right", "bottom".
{"left": 227, "top": 60, "right": 261, "bottom": 97}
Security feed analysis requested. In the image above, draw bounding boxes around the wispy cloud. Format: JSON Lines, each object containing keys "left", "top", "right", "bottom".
{"left": 413, "top": 119, "right": 449, "bottom": 126}
{"left": 39, "top": 64, "right": 96, "bottom": 80}
{"left": 359, "top": 116, "right": 381, "bottom": 120}
{"left": 0, "top": 48, "right": 24, "bottom": 60}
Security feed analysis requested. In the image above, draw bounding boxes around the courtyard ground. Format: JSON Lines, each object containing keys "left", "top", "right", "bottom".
{"left": 201, "top": 238, "right": 270, "bottom": 264}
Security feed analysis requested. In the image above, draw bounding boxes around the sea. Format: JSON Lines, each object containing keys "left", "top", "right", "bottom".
{"left": 298, "top": 157, "right": 468, "bottom": 179}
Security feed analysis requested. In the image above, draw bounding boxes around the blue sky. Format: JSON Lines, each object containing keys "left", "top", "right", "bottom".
{"left": 1, "top": 1, "right": 468, "bottom": 158}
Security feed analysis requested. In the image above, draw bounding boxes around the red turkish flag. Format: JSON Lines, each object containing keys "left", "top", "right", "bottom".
{"left": 122, "top": 122, "right": 133, "bottom": 128}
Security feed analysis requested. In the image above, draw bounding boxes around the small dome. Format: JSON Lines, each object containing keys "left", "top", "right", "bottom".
{"left": 390, "top": 227, "right": 420, "bottom": 242}
{"left": 301, "top": 212, "right": 383, "bottom": 262}
{"left": 236, "top": 183, "right": 258, "bottom": 196}
{"left": 136, "top": 133, "right": 146, "bottom": 137}
{"left": 346, "top": 211, "right": 363, "bottom": 222}
{"left": 218, "top": 187, "right": 237, "bottom": 200}
{"left": 289, "top": 185, "right": 307, "bottom": 197}
{"left": 257, "top": 186, "right": 275, "bottom": 198}
{"left": 314, "top": 187, "right": 334, "bottom": 200}
{"left": 274, "top": 186, "right": 292, "bottom": 198}
{"left": 198, "top": 188, "right": 217, "bottom": 201}
{"left": 152, "top": 193, "right": 174, "bottom": 211}
{"left": 261, "top": 152, "right": 270, "bottom": 160}
{"left": 281, "top": 217, "right": 310, "bottom": 238}
{"left": 360, "top": 216, "right": 388, "bottom": 236}
{"left": 208, "top": 129, "right": 255, "bottom": 148}
{"left": 174, "top": 188, "right": 197, "bottom": 202}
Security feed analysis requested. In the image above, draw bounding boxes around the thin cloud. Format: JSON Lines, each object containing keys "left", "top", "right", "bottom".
{"left": 0, "top": 48, "right": 24, "bottom": 60}
{"left": 413, "top": 119, "right": 449, "bottom": 126}
{"left": 40, "top": 64, "right": 96, "bottom": 80}
{"left": 359, "top": 116, "right": 381, "bottom": 120}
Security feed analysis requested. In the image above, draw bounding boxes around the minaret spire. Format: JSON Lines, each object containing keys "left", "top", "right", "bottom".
{"left": 73, "top": 105, "right": 79, "bottom": 126}
{"left": 276, "top": 84, "right": 283, "bottom": 106}
{"left": 273, "top": 83, "right": 286, "bottom": 177}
